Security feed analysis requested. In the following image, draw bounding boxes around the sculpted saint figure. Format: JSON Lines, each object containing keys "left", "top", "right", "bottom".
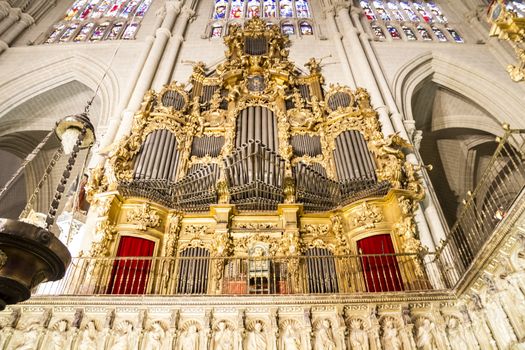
{"left": 415, "top": 318, "right": 435, "bottom": 350}
{"left": 381, "top": 319, "right": 401, "bottom": 350}
{"left": 314, "top": 319, "right": 336, "bottom": 350}
{"left": 245, "top": 321, "right": 267, "bottom": 350}
{"left": 50, "top": 320, "right": 69, "bottom": 350}
{"left": 280, "top": 324, "right": 300, "bottom": 350}
{"left": 111, "top": 321, "right": 134, "bottom": 350}
{"left": 178, "top": 324, "right": 200, "bottom": 350}
{"left": 349, "top": 319, "right": 369, "bottom": 350}
{"left": 446, "top": 317, "right": 469, "bottom": 350}
{"left": 144, "top": 322, "right": 167, "bottom": 350}
{"left": 212, "top": 321, "right": 234, "bottom": 350}
{"left": 78, "top": 320, "right": 99, "bottom": 350}
{"left": 14, "top": 322, "right": 40, "bottom": 350}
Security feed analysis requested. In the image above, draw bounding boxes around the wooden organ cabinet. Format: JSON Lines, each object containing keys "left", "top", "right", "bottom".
{"left": 86, "top": 18, "right": 430, "bottom": 296}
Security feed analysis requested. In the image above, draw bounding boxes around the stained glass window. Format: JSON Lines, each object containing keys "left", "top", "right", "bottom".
{"left": 282, "top": 22, "right": 295, "bottom": 35}
{"left": 507, "top": 1, "right": 525, "bottom": 17}
{"left": 230, "top": 0, "right": 244, "bottom": 18}
{"left": 371, "top": 23, "right": 386, "bottom": 39}
{"left": 361, "top": 1, "right": 462, "bottom": 43}
{"left": 263, "top": 0, "right": 277, "bottom": 17}
{"left": 431, "top": 26, "right": 447, "bottom": 41}
{"left": 299, "top": 21, "right": 313, "bottom": 35}
{"left": 209, "top": 0, "right": 312, "bottom": 37}
{"left": 280, "top": 0, "right": 294, "bottom": 18}
{"left": 296, "top": 0, "right": 310, "bottom": 18}
{"left": 122, "top": 22, "right": 140, "bottom": 39}
{"left": 247, "top": 0, "right": 261, "bottom": 18}
{"left": 447, "top": 27, "right": 463, "bottom": 43}
{"left": 417, "top": 25, "right": 432, "bottom": 40}
{"left": 387, "top": 25, "right": 401, "bottom": 39}
{"left": 211, "top": 24, "right": 223, "bottom": 38}
{"left": 402, "top": 25, "right": 416, "bottom": 40}
{"left": 46, "top": 0, "right": 153, "bottom": 43}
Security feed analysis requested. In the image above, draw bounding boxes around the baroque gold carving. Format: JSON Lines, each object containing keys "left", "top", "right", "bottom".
{"left": 89, "top": 220, "right": 116, "bottom": 257}
{"left": 126, "top": 203, "right": 161, "bottom": 231}
{"left": 352, "top": 202, "right": 383, "bottom": 229}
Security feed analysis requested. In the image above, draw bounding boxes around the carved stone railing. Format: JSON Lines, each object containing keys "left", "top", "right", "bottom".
{"left": 33, "top": 253, "right": 437, "bottom": 297}
{"left": 435, "top": 126, "right": 525, "bottom": 287}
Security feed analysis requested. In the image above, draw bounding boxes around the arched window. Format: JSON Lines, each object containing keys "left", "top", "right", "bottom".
{"left": 431, "top": 26, "right": 447, "bottom": 41}
{"left": 264, "top": 0, "right": 277, "bottom": 17}
{"left": 281, "top": 21, "right": 295, "bottom": 35}
{"left": 279, "top": 0, "right": 293, "bottom": 17}
{"left": 247, "top": 0, "right": 261, "bottom": 17}
{"left": 295, "top": 0, "right": 310, "bottom": 17}
{"left": 214, "top": 0, "right": 228, "bottom": 19}
{"left": 299, "top": 21, "right": 313, "bottom": 35}
{"left": 209, "top": 0, "right": 312, "bottom": 37}
{"left": 371, "top": 22, "right": 386, "bottom": 40}
{"left": 386, "top": 25, "right": 401, "bottom": 39}
{"left": 360, "top": 0, "right": 463, "bottom": 43}
{"left": 447, "top": 27, "right": 463, "bottom": 43}
{"left": 45, "top": 0, "right": 152, "bottom": 43}
{"left": 402, "top": 25, "right": 416, "bottom": 40}
{"left": 416, "top": 24, "right": 432, "bottom": 41}
{"left": 230, "top": 0, "right": 244, "bottom": 18}
{"left": 211, "top": 23, "right": 224, "bottom": 38}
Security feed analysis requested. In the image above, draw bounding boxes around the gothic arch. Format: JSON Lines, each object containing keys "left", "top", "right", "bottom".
{"left": 0, "top": 53, "right": 119, "bottom": 129}
{"left": 392, "top": 52, "right": 524, "bottom": 134}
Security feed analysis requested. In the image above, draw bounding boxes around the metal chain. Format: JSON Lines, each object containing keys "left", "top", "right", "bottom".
{"left": 0, "top": 129, "right": 55, "bottom": 201}
{"left": 46, "top": 127, "right": 87, "bottom": 231}
{"left": 19, "top": 148, "right": 63, "bottom": 219}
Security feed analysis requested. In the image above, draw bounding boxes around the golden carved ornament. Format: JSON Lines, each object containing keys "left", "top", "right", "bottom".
{"left": 303, "top": 224, "right": 330, "bottom": 238}
{"left": 352, "top": 202, "right": 383, "bottom": 229}
{"left": 126, "top": 203, "right": 161, "bottom": 231}
{"left": 85, "top": 165, "right": 108, "bottom": 202}
{"left": 184, "top": 224, "right": 210, "bottom": 238}
{"left": 89, "top": 220, "right": 116, "bottom": 257}
{"left": 164, "top": 213, "right": 183, "bottom": 257}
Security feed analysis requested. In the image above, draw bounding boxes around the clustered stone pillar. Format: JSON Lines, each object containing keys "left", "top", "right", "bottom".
{"left": 333, "top": 2, "right": 448, "bottom": 251}
{"left": 0, "top": 9, "right": 33, "bottom": 54}
{"left": 323, "top": 7, "right": 357, "bottom": 89}
{"left": 151, "top": 5, "right": 195, "bottom": 90}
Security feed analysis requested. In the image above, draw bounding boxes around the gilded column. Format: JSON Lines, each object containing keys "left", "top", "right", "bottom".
{"left": 323, "top": 7, "right": 357, "bottom": 89}
{"left": 151, "top": 6, "right": 195, "bottom": 90}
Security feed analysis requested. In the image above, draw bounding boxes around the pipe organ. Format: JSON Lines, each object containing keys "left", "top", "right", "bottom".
{"left": 90, "top": 18, "right": 426, "bottom": 296}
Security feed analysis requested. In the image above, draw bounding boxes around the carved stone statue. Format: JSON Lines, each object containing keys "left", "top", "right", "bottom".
{"left": 348, "top": 319, "right": 369, "bottom": 350}
{"left": 110, "top": 320, "right": 135, "bottom": 350}
{"left": 14, "top": 322, "right": 40, "bottom": 350}
{"left": 212, "top": 321, "right": 234, "bottom": 350}
{"left": 381, "top": 319, "right": 401, "bottom": 350}
{"left": 446, "top": 317, "right": 469, "bottom": 350}
{"left": 415, "top": 318, "right": 436, "bottom": 350}
{"left": 245, "top": 321, "right": 267, "bottom": 350}
{"left": 144, "top": 322, "right": 168, "bottom": 350}
{"left": 313, "top": 319, "right": 336, "bottom": 350}
{"left": 280, "top": 323, "right": 300, "bottom": 350}
{"left": 78, "top": 320, "right": 99, "bottom": 350}
{"left": 50, "top": 320, "right": 69, "bottom": 350}
{"left": 178, "top": 324, "right": 200, "bottom": 350}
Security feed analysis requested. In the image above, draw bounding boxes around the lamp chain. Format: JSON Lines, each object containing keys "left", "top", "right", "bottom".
{"left": 0, "top": 129, "right": 55, "bottom": 201}
{"left": 19, "top": 148, "right": 63, "bottom": 220}
{"left": 45, "top": 126, "right": 87, "bottom": 230}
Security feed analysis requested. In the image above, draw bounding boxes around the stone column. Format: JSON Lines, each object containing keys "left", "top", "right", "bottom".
{"left": 349, "top": 7, "right": 448, "bottom": 248}
{"left": 0, "top": 7, "right": 21, "bottom": 36}
{"left": 0, "top": 2, "right": 10, "bottom": 22}
{"left": 336, "top": 3, "right": 395, "bottom": 136}
{"left": 151, "top": 6, "right": 195, "bottom": 90}
{"left": 112, "top": 0, "right": 183, "bottom": 143}
{"left": 323, "top": 7, "right": 356, "bottom": 89}
{"left": 0, "top": 12, "right": 33, "bottom": 53}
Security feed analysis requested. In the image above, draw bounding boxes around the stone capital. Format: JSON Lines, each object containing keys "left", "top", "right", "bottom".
{"left": 155, "top": 26, "right": 172, "bottom": 38}
{"left": 0, "top": 1, "right": 11, "bottom": 18}
{"left": 7, "top": 7, "right": 21, "bottom": 19}
{"left": 19, "top": 13, "right": 34, "bottom": 26}
{"left": 165, "top": 0, "right": 182, "bottom": 15}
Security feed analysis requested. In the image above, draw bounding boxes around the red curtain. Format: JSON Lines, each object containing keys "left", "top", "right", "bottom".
{"left": 357, "top": 234, "right": 403, "bottom": 292}
{"left": 107, "top": 236, "right": 155, "bottom": 294}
